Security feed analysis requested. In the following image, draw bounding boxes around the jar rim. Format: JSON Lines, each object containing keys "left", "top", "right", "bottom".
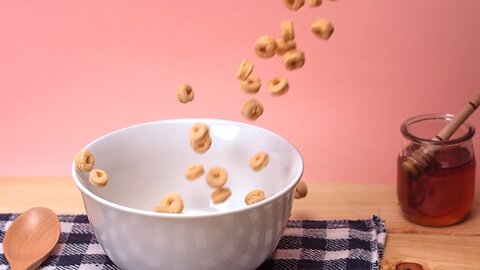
{"left": 401, "top": 113, "right": 475, "bottom": 145}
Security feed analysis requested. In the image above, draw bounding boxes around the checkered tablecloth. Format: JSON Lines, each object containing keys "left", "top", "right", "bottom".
{"left": 0, "top": 214, "right": 386, "bottom": 270}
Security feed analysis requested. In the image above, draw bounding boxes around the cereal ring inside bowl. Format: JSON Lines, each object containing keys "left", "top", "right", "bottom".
{"left": 254, "top": 35, "right": 277, "bottom": 59}
{"left": 153, "top": 193, "right": 184, "bottom": 214}
{"left": 311, "top": 18, "right": 334, "bottom": 40}
{"left": 240, "top": 74, "right": 262, "bottom": 94}
{"left": 206, "top": 167, "right": 228, "bottom": 188}
{"left": 189, "top": 122, "right": 210, "bottom": 142}
{"left": 211, "top": 187, "right": 232, "bottom": 204}
{"left": 268, "top": 77, "right": 289, "bottom": 96}
{"left": 283, "top": 0, "right": 305, "bottom": 10}
{"left": 89, "top": 169, "right": 108, "bottom": 187}
{"left": 245, "top": 189, "right": 266, "bottom": 205}
{"left": 295, "top": 180, "right": 308, "bottom": 199}
{"left": 191, "top": 136, "right": 212, "bottom": 153}
{"left": 236, "top": 59, "right": 254, "bottom": 80}
{"left": 75, "top": 150, "right": 95, "bottom": 172}
{"left": 176, "top": 84, "right": 194, "bottom": 103}
{"left": 283, "top": 50, "right": 305, "bottom": 71}
{"left": 249, "top": 151, "right": 269, "bottom": 171}
{"left": 241, "top": 99, "right": 264, "bottom": 121}
{"left": 185, "top": 164, "right": 204, "bottom": 180}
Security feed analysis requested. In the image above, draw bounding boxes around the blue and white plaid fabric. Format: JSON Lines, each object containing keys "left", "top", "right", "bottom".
{"left": 0, "top": 214, "right": 386, "bottom": 270}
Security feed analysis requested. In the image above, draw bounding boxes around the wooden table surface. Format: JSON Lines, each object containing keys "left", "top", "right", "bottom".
{"left": 1, "top": 177, "right": 479, "bottom": 269}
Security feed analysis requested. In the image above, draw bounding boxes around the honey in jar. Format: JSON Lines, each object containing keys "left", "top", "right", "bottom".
{"left": 397, "top": 113, "right": 476, "bottom": 226}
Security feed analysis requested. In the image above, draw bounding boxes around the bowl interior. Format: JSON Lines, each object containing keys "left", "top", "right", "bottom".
{"left": 73, "top": 119, "right": 303, "bottom": 216}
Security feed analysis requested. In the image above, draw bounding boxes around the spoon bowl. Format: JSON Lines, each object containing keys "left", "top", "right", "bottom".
{"left": 3, "top": 207, "right": 60, "bottom": 270}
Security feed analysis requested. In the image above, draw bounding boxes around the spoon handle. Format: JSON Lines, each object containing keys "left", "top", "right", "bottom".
{"left": 436, "top": 91, "right": 480, "bottom": 140}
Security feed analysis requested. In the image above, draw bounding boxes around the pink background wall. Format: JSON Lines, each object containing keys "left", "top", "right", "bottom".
{"left": 1, "top": 1, "right": 480, "bottom": 183}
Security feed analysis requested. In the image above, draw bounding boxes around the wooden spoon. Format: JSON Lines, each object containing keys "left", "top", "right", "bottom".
{"left": 3, "top": 207, "right": 61, "bottom": 270}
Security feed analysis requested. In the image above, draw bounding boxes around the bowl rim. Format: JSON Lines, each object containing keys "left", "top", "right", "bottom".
{"left": 71, "top": 118, "right": 304, "bottom": 219}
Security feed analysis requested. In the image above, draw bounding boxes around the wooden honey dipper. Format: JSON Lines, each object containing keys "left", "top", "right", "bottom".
{"left": 402, "top": 91, "right": 480, "bottom": 178}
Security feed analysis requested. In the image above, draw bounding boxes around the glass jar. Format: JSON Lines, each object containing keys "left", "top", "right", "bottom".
{"left": 397, "top": 113, "right": 476, "bottom": 226}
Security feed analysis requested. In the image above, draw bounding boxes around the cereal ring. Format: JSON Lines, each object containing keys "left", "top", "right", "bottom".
{"left": 281, "top": 21, "right": 295, "bottom": 41}
{"left": 185, "top": 164, "right": 204, "bottom": 180}
{"left": 311, "top": 18, "right": 334, "bottom": 40}
{"left": 240, "top": 74, "right": 261, "bottom": 94}
{"left": 295, "top": 181, "right": 308, "bottom": 199}
{"left": 241, "top": 99, "right": 264, "bottom": 121}
{"left": 211, "top": 187, "right": 232, "bottom": 204}
{"left": 89, "top": 169, "right": 108, "bottom": 187}
{"left": 191, "top": 136, "right": 212, "bottom": 153}
{"left": 254, "top": 35, "right": 277, "bottom": 59}
{"left": 276, "top": 39, "right": 296, "bottom": 56}
{"left": 153, "top": 193, "right": 184, "bottom": 214}
{"left": 268, "top": 77, "right": 289, "bottom": 96}
{"left": 307, "top": 0, "right": 322, "bottom": 7}
{"left": 245, "top": 189, "right": 266, "bottom": 205}
{"left": 283, "top": 50, "right": 305, "bottom": 71}
{"left": 283, "top": 0, "right": 305, "bottom": 10}
{"left": 176, "top": 84, "right": 194, "bottom": 103}
{"left": 206, "top": 167, "right": 228, "bottom": 188}
{"left": 75, "top": 150, "right": 95, "bottom": 172}
{"left": 189, "top": 122, "right": 210, "bottom": 143}
{"left": 249, "top": 151, "right": 269, "bottom": 171}
{"left": 236, "top": 59, "right": 254, "bottom": 80}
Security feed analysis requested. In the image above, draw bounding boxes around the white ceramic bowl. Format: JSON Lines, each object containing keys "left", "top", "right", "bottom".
{"left": 72, "top": 118, "right": 303, "bottom": 270}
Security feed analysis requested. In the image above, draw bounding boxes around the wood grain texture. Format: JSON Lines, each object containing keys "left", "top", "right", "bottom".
{"left": 0, "top": 177, "right": 84, "bottom": 214}
{"left": 1, "top": 177, "right": 479, "bottom": 269}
